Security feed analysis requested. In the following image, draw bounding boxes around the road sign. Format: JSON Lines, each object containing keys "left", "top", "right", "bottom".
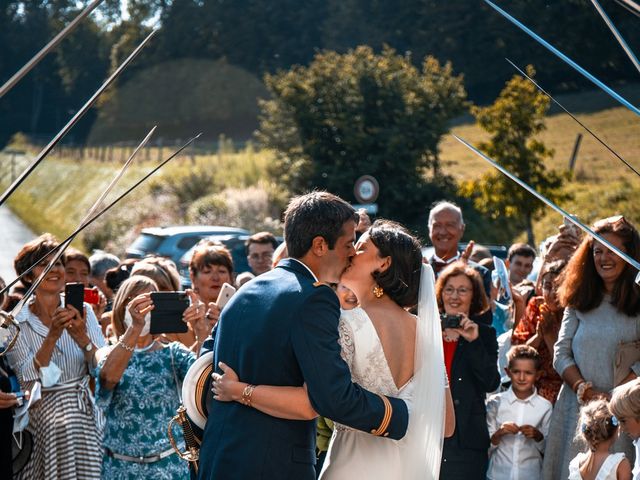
{"left": 354, "top": 175, "right": 379, "bottom": 203}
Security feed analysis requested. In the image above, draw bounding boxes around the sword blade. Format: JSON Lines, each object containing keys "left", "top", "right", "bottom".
{"left": 506, "top": 58, "right": 640, "bottom": 178}
{"left": 613, "top": 0, "right": 640, "bottom": 17}
{"left": 0, "top": 0, "right": 104, "bottom": 100}
{"left": 9, "top": 126, "right": 156, "bottom": 318}
{"left": 452, "top": 134, "right": 640, "bottom": 274}
{"left": 484, "top": 0, "right": 640, "bottom": 116}
{"left": 590, "top": 0, "right": 640, "bottom": 76}
{"left": 0, "top": 28, "right": 157, "bottom": 207}
{"left": 1, "top": 133, "right": 202, "bottom": 299}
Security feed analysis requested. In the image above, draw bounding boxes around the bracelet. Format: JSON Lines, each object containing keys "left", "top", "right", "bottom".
{"left": 116, "top": 338, "right": 135, "bottom": 353}
{"left": 241, "top": 384, "right": 256, "bottom": 406}
{"left": 572, "top": 378, "right": 585, "bottom": 393}
{"left": 577, "top": 381, "right": 593, "bottom": 405}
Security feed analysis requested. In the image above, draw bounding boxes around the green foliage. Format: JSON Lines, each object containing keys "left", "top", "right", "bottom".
{"left": 186, "top": 183, "right": 284, "bottom": 233}
{"left": 460, "top": 66, "right": 570, "bottom": 245}
{"left": 88, "top": 58, "right": 268, "bottom": 143}
{"left": 257, "top": 46, "right": 467, "bottom": 230}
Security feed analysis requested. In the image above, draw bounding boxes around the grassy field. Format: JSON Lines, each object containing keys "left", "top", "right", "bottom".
{"left": 440, "top": 84, "right": 640, "bottom": 244}
{"left": 1, "top": 83, "right": 638, "bottom": 251}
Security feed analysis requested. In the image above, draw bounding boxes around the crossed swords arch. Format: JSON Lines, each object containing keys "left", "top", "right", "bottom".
{"left": 457, "top": 0, "right": 640, "bottom": 283}
{"left": 0, "top": 3, "right": 202, "bottom": 352}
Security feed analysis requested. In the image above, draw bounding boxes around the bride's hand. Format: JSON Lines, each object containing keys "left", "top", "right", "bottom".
{"left": 212, "top": 361, "right": 243, "bottom": 402}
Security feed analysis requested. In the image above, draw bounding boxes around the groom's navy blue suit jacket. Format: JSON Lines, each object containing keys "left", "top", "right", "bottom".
{"left": 197, "top": 258, "right": 409, "bottom": 480}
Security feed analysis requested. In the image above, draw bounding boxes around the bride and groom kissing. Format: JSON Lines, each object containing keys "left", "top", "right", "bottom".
{"left": 198, "top": 191, "right": 452, "bottom": 479}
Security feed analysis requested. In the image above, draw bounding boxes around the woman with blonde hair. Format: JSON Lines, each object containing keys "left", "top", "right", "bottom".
{"left": 96, "top": 274, "right": 201, "bottom": 479}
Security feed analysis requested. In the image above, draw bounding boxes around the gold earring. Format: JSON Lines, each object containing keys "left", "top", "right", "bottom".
{"left": 373, "top": 285, "right": 384, "bottom": 298}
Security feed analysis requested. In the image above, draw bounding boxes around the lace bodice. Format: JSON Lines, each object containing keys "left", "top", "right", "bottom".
{"left": 338, "top": 307, "right": 413, "bottom": 399}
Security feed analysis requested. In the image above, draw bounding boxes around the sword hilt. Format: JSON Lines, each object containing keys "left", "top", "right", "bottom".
{"left": 168, "top": 405, "right": 199, "bottom": 471}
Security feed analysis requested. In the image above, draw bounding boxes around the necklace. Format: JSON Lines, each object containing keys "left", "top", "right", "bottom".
{"left": 135, "top": 340, "right": 157, "bottom": 353}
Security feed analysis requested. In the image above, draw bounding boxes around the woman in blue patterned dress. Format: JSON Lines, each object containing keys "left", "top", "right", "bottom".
{"left": 96, "top": 275, "right": 206, "bottom": 479}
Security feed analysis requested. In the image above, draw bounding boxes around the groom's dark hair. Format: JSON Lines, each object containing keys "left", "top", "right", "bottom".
{"left": 284, "top": 191, "right": 358, "bottom": 258}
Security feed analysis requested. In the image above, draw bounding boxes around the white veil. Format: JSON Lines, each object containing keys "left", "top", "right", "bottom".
{"left": 404, "top": 263, "right": 446, "bottom": 479}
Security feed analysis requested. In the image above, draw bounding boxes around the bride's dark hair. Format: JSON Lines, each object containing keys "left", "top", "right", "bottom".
{"left": 368, "top": 220, "right": 423, "bottom": 308}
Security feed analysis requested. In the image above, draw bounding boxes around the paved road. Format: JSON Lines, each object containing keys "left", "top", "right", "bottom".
{"left": 0, "top": 205, "right": 34, "bottom": 284}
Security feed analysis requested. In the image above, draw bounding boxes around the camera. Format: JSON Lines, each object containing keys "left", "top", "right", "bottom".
{"left": 440, "top": 313, "right": 462, "bottom": 329}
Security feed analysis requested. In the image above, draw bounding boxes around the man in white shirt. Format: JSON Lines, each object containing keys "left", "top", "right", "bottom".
{"left": 486, "top": 345, "right": 552, "bottom": 480}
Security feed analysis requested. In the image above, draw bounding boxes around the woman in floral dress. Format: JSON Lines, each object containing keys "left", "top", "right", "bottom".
{"left": 96, "top": 275, "right": 207, "bottom": 479}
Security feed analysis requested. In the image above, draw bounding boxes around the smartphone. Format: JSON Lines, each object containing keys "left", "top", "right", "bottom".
{"left": 440, "top": 313, "right": 462, "bottom": 329}
{"left": 9, "top": 375, "right": 24, "bottom": 407}
{"left": 216, "top": 283, "right": 237, "bottom": 310}
{"left": 149, "top": 291, "right": 190, "bottom": 334}
{"left": 65, "top": 282, "right": 85, "bottom": 313}
{"left": 84, "top": 288, "right": 100, "bottom": 305}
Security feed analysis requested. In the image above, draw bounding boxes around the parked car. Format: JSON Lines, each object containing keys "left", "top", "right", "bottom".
{"left": 177, "top": 234, "right": 284, "bottom": 288}
{"left": 126, "top": 226, "right": 251, "bottom": 267}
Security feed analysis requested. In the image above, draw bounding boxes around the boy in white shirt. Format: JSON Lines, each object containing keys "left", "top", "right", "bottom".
{"left": 610, "top": 378, "right": 640, "bottom": 480}
{"left": 486, "top": 345, "right": 552, "bottom": 480}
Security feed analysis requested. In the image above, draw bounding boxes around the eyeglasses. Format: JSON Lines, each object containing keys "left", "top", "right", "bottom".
{"left": 443, "top": 286, "right": 471, "bottom": 297}
{"left": 541, "top": 281, "right": 555, "bottom": 291}
{"left": 249, "top": 253, "right": 273, "bottom": 261}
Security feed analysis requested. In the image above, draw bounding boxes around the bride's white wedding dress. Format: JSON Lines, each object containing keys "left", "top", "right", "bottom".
{"left": 319, "top": 307, "right": 416, "bottom": 479}
{"left": 320, "top": 264, "right": 446, "bottom": 480}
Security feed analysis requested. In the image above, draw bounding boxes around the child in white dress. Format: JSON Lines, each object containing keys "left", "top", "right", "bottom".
{"left": 610, "top": 379, "right": 640, "bottom": 480}
{"left": 569, "top": 399, "right": 632, "bottom": 480}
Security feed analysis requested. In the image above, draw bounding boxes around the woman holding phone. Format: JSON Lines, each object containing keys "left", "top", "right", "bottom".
{"left": 7, "top": 234, "right": 107, "bottom": 479}
{"left": 96, "top": 274, "right": 204, "bottom": 479}
{"left": 188, "top": 241, "right": 235, "bottom": 331}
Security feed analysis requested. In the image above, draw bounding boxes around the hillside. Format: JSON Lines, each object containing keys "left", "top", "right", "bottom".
{"left": 1, "top": 84, "right": 639, "bottom": 252}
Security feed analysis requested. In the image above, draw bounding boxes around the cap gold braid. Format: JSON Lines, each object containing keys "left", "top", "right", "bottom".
{"left": 371, "top": 394, "right": 392, "bottom": 437}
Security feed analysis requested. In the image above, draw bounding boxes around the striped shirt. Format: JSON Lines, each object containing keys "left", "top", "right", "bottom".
{"left": 6, "top": 296, "right": 107, "bottom": 479}
{"left": 7, "top": 296, "right": 106, "bottom": 390}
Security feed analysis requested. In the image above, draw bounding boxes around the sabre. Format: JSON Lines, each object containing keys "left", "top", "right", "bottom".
{"left": 590, "top": 0, "right": 640, "bottom": 76}
{"left": 506, "top": 58, "right": 640, "bottom": 178}
{"left": 0, "top": 133, "right": 202, "bottom": 300}
{"left": 0, "top": 126, "right": 156, "bottom": 343}
{"left": 0, "top": 28, "right": 158, "bottom": 207}
{"left": 0, "top": 0, "right": 104, "bottom": 99}
{"left": 452, "top": 134, "right": 640, "bottom": 282}
{"left": 613, "top": 0, "right": 640, "bottom": 18}
{"left": 484, "top": 0, "right": 640, "bottom": 116}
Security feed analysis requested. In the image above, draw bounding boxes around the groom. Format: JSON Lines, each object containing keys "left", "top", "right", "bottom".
{"left": 197, "top": 192, "right": 409, "bottom": 480}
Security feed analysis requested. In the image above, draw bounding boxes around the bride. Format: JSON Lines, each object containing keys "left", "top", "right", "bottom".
{"left": 213, "top": 220, "right": 454, "bottom": 478}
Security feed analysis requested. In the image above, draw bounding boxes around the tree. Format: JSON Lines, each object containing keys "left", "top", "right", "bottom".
{"left": 460, "top": 66, "right": 569, "bottom": 245}
{"left": 256, "top": 46, "right": 467, "bottom": 230}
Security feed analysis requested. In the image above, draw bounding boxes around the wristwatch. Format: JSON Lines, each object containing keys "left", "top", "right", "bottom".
{"left": 83, "top": 342, "right": 93, "bottom": 352}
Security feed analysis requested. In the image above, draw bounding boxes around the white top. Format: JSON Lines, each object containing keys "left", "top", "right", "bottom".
{"left": 568, "top": 452, "right": 626, "bottom": 480}
{"left": 486, "top": 387, "right": 553, "bottom": 480}
{"left": 634, "top": 439, "right": 640, "bottom": 480}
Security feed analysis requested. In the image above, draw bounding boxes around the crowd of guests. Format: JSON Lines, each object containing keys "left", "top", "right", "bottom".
{"left": 1, "top": 199, "right": 640, "bottom": 480}
{"left": 0, "top": 231, "right": 278, "bottom": 479}
{"left": 424, "top": 202, "right": 640, "bottom": 480}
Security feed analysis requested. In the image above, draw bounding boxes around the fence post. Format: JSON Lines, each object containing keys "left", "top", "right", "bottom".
{"left": 568, "top": 133, "right": 583, "bottom": 172}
